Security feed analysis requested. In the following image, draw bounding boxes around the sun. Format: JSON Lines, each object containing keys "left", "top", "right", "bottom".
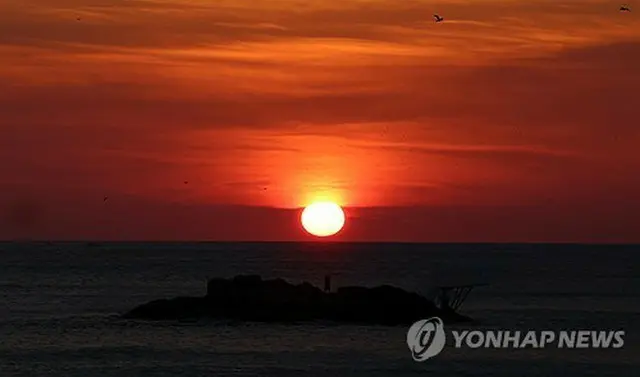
{"left": 301, "top": 201, "right": 345, "bottom": 237}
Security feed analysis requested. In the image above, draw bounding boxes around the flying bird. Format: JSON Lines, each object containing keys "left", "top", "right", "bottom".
{"left": 103, "top": 196, "right": 108, "bottom": 202}
{"left": 620, "top": 4, "right": 631, "bottom": 11}
{"left": 184, "top": 181, "right": 188, "bottom": 184}
{"left": 434, "top": 14, "right": 444, "bottom": 22}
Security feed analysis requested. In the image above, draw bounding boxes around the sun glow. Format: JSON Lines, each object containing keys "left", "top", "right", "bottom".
{"left": 300, "top": 201, "right": 345, "bottom": 237}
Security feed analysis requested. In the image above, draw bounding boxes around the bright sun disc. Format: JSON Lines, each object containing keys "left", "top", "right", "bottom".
{"left": 301, "top": 201, "right": 345, "bottom": 237}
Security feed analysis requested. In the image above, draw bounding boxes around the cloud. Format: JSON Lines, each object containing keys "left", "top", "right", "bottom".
{"left": 1, "top": 0, "right": 640, "bottom": 241}
{"left": 2, "top": 0, "right": 637, "bottom": 52}
{"left": 3, "top": 40, "right": 639, "bottom": 155}
{"left": 2, "top": 194, "right": 639, "bottom": 242}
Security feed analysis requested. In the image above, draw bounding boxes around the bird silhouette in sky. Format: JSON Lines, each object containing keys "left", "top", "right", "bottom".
{"left": 103, "top": 196, "right": 108, "bottom": 202}
{"left": 434, "top": 14, "right": 444, "bottom": 22}
{"left": 620, "top": 4, "right": 631, "bottom": 11}
{"left": 184, "top": 181, "right": 188, "bottom": 185}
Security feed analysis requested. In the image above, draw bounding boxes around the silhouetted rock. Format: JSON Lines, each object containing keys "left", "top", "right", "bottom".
{"left": 123, "top": 275, "right": 473, "bottom": 325}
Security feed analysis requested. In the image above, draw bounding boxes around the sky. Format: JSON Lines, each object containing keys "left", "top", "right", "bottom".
{"left": 1, "top": 0, "right": 639, "bottom": 242}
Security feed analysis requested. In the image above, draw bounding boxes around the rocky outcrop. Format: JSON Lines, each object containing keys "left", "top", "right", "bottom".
{"left": 123, "top": 275, "right": 472, "bottom": 325}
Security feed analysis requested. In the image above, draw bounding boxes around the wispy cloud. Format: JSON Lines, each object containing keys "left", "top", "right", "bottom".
{"left": 1, "top": 0, "right": 639, "bottom": 240}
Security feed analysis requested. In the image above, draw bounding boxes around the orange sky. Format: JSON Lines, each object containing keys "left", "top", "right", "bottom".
{"left": 1, "top": 0, "right": 639, "bottom": 242}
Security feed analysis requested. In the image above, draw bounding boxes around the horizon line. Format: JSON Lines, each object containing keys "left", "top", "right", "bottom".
{"left": 1, "top": 240, "right": 638, "bottom": 246}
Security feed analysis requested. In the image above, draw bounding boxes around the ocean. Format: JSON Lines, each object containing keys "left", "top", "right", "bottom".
{"left": 0, "top": 242, "right": 638, "bottom": 376}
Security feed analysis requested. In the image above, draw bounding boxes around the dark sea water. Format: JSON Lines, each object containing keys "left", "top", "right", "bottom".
{"left": 0, "top": 242, "right": 638, "bottom": 376}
